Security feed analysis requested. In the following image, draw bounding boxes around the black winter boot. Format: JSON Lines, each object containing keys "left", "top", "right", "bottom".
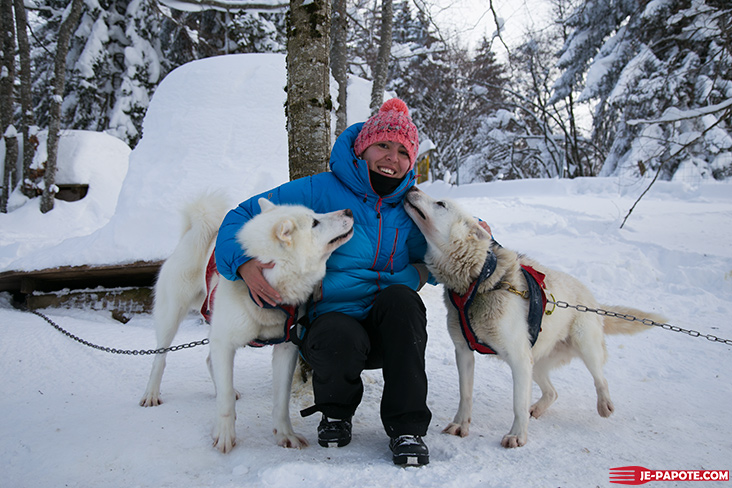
{"left": 389, "top": 435, "right": 429, "bottom": 466}
{"left": 317, "top": 415, "right": 352, "bottom": 447}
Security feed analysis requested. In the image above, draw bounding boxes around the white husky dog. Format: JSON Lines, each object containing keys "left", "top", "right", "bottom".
{"left": 404, "top": 187, "right": 664, "bottom": 448}
{"left": 140, "top": 195, "right": 354, "bottom": 453}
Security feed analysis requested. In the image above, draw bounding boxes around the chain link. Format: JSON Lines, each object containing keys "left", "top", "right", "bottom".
{"left": 549, "top": 300, "right": 732, "bottom": 346}
{"left": 30, "top": 309, "right": 209, "bottom": 355}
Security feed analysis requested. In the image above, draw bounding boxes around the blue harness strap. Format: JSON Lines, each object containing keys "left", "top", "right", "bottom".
{"left": 448, "top": 249, "right": 545, "bottom": 355}
{"left": 520, "top": 265, "right": 546, "bottom": 348}
{"left": 448, "top": 250, "right": 499, "bottom": 355}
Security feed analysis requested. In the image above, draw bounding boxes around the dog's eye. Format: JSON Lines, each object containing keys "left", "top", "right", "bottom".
{"left": 436, "top": 201, "right": 446, "bottom": 208}
{"left": 312, "top": 219, "right": 320, "bottom": 228}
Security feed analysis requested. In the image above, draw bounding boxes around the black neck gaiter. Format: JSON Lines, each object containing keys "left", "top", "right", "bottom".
{"left": 369, "top": 170, "right": 405, "bottom": 197}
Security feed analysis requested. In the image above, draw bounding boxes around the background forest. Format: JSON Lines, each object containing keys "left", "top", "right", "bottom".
{"left": 1, "top": 0, "right": 731, "bottom": 214}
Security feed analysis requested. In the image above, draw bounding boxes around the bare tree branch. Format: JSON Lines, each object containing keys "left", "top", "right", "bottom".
{"left": 620, "top": 106, "right": 732, "bottom": 229}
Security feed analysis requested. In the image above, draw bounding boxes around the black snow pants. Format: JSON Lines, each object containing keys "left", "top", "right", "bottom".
{"left": 300, "top": 284, "right": 432, "bottom": 437}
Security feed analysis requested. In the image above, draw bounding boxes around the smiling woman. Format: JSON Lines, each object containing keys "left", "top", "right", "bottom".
{"left": 214, "top": 97, "right": 434, "bottom": 466}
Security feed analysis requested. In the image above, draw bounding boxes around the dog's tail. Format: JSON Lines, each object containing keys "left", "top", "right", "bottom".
{"left": 152, "top": 192, "right": 232, "bottom": 328}
{"left": 179, "top": 191, "right": 232, "bottom": 250}
{"left": 157, "top": 191, "right": 232, "bottom": 290}
{"left": 600, "top": 305, "right": 667, "bottom": 335}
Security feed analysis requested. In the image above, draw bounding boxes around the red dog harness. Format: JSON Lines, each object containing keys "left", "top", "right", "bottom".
{"left": 201, "top": 250, "right": 298, "bottom": 347}
{"left": 448, "top": 248, "right": 546, "bottom": 355}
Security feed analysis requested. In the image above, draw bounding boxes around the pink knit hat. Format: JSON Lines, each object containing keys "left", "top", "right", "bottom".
{"left": 354, "top": 98, "right": 419, "bottom": 169}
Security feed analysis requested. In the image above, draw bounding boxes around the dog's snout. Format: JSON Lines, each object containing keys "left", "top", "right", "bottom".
{"left": 343, "top": 208, "right": 353, "bottom": 217}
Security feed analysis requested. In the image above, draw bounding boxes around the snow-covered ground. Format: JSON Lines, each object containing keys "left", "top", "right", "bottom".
{"left": 1, "top": 54, "right": 731, "bottom": 487}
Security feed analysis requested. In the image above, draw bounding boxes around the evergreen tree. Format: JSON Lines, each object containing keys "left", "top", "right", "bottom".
{"left": 228, "top": 11, "right": 287, "bottom": 53}
{"left": 29, "top": 0, "right": 164, "bottom": 148}
{"left": 29, "top": 0, "right": 70, "bottom": 131}
{"left": 29, "top": 0, "right": 287, "bottom": 150}
{"left": 383, "top": 1, "right": 457, "bottom": 178}
{"left": 390, "top": 28, "right": 510, "bottom": 183}
{"left": 554, "top": 0, "right": 732, "bottom": 181}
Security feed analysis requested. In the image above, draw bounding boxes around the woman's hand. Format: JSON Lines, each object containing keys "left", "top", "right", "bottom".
{"left": 238, "top": 259, "right": 281, "bottom": 307}
{"left": 477, "top": 219, "right": 492, "bottom": 237}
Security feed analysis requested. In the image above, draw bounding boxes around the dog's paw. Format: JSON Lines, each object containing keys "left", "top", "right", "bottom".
{"left": 529, "top": 405, "right": 543, "bottom": 418}
{"left": 139, "top": 392, "right": 162, "bottom": 407}
{"left": 501, "top": 434, "right": 527, "bottom": 448}
{"left": 275, "top": 430, "right": 309, "bottom": 449}
{"left": 443, "top": 421, "right": 470, "bottom": 437}
{"left": 530, "top": 391, "right": 557, "bottom": 418}
{"left": 597, "top": 399, "right": 615, "bottom": 417}
{"left": 501, "top": 435, "right": 526, "bottom": 448}
{"left": 213, "top": 419, "right": 237, "bottom": 453}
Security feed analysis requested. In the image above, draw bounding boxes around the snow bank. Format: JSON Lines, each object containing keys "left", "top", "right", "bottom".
{"left": 0, "top": 130, "right": 129, "bottom": 270}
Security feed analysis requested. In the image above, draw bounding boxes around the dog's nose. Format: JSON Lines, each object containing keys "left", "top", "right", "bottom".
{"left": 343, "top": 208, "right": 353, "bottom": 217}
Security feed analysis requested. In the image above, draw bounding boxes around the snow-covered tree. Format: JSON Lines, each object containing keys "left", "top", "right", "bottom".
{"left": 28, "top": 0, "right": 287, "bottom": 150}
{"left": 42, "top": 0, "right": 84, "bottom": 214}
{"left": 60, "top": 0, "right": 162, "bottom": 148}
{"left": 554, "top": 0, "right": 732, "bottom": 181}
{"left": 227, "top": 11, "right": 287, "bottom": 53}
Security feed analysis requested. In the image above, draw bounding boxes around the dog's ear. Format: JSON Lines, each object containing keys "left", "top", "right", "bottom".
{"left": 275, "top": 219, "right": 295, "bottom": 245}
{"left": 468, "top": 219, "right": 491, "bottom": 242}
{"left": 259, "top": 198, "right": 276, "bottom": 213}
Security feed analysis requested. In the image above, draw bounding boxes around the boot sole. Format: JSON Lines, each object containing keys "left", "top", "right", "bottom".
{"left": 392, "top": 452, "right": 429, "bottom": 466}
{"left": 318, "top": 438, "right": 351, "bottom": 448}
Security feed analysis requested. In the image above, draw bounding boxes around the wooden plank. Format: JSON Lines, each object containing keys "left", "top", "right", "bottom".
{"left": 0, "top": 261, "right": 163, "bottom": 294}
{"left": 26, "top": 286, "right": 155, "bottom": 318}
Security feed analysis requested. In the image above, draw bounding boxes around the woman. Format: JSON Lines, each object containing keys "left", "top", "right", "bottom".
{"left": 215, "top": 98, "right": 432, "bottom": 466}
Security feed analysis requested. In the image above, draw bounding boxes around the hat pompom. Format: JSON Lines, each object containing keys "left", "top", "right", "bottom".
{"left": 380, "top": 98, "right": 410, "bottom": 116}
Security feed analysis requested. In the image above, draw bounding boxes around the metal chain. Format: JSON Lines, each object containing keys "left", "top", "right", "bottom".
{"left": 29, "top": 309, "right": 209, "bottom": 355}
{"left": 27, "top": 300, "right": 732, "bottom": 355}
{"left": 549, "top": 300, "right": 732, "bottom": 346}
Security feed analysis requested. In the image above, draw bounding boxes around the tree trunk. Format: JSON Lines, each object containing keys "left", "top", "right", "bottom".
{"left": 40, "top": 0, "right": 84, "bottom": 214}
{"left": 13, "top": 0, "right": 36, "bottom": 198}
{"left": 369, "top": 0, "right": 392, "bottom": 115}
{"left": 286, "top": 0, "right": 331, "bottom": 180}
{"left": 331, "top": 0, "right": 347, "bottom": 136}
{"left": 1, "top": 0, "right": 17, "bottom": 213}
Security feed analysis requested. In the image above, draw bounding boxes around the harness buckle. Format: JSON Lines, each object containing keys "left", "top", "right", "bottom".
{"left": 501, "top": 281, "right": 530, "bottom": 299}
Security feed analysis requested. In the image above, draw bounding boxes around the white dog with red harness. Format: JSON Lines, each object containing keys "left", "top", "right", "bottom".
{"left": 140, "top": 194, "right": 353, "bottom": 453}
{"left": 404, "top": 187, "right": 665, "bottom": 448}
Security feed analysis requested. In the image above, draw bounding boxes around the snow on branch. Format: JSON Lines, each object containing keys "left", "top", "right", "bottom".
{"left": 627, "top": 98, "right": 732, "bottom": 126}
{"left": 160, "top": 0, "right": 288, "bottom": 12}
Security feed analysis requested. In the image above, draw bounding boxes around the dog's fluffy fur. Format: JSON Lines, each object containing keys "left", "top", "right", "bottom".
{"left": 140, "top": 195, "right": 353, "bottom": 453}
{"left": 404, "top": 187, "right": 665, "bottom": 448}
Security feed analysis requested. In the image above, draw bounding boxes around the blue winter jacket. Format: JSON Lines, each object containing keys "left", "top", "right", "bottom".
{"left": 215, "top": 122, "right": 431, "bottom": 321}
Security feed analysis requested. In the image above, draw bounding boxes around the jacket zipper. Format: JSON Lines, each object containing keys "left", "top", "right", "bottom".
{"left": 370, "top": 197, "right": 384, "bottom": 269}
{"left": 381, "top": 229, "right": 398, "bottom": 275}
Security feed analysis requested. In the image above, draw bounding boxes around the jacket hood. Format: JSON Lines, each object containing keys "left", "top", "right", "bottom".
{"left": 330, "top": 122, "right": 417, "bottom": 205}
